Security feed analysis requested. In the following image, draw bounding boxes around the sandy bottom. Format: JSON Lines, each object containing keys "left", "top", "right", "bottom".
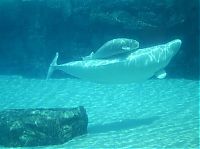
{"left": 0, "top": 75, "right": 199, "bottom": 148}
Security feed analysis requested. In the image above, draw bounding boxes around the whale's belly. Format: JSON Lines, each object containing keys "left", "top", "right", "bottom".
{"left": 64, "top": 58, "right": 165, "bottom": 84}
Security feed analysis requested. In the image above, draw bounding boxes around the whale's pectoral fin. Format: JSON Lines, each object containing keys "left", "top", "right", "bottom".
{"left": 46, "top": 52, "right": 59, "bottom": 79}
{"left": 155, "top": 69, "right": 167, "bottom": 79}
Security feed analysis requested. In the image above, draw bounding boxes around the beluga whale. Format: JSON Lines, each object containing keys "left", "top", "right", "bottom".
{"left": 82, "top": 38, "right": 139, "bottom": 60}
{"left": 47, "top": 39, "right": 182, "bottom": 84}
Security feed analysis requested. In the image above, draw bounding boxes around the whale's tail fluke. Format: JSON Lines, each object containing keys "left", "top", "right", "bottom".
{"left": 46, "top": 52, "right": 59, "bottom": 79}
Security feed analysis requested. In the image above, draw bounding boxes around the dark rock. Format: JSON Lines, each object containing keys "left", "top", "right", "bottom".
{"left": 0, "top": 106, "right": 88, "bottom": 147}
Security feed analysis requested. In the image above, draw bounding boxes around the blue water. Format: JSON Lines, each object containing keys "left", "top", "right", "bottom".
{"left": 0, "top": 75, "right": 198, "bottom": 148}
{"left": 0, "top": 0, "right": 198, "bottom": 148}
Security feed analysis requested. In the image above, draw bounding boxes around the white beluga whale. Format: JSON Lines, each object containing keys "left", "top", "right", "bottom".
{"left": 82, "top": 38, "right": 139, "bottom": 60}
{"left": 47, "top": 39, "right": 182, "bottom": 84}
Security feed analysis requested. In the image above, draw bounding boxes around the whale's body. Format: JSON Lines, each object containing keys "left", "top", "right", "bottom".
{"left": 82, "top": 38, "right": 139, "bottom": 60}
{"left": 47, "top": 39, "right": 181, "bottom": 84}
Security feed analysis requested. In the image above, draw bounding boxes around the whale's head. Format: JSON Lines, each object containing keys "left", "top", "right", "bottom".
{"left": 121, "top": 38, "right": 139, "bottom": 51}
{"left": 167, "top": 39, "right": 182, "bottom": 56}
{"left": 129, "top": 39, "right": 140, "bottom": 50}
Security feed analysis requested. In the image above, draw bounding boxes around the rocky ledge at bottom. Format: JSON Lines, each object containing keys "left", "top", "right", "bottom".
{"left": 0, "top": 106, "right": 88, "bottom": 147}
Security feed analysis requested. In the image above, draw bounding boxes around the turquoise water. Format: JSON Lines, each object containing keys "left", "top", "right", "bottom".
{"left": 0, "top": 75, "right": 198, "bottom": 148}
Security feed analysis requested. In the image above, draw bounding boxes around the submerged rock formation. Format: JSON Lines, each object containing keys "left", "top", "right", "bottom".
{"left": 0, "top": 106, "right": 88, "bottom": 147}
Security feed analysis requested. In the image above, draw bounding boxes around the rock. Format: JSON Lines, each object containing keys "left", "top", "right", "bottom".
{"left": 0, "top": 106, "right": 88, "bottom": 147}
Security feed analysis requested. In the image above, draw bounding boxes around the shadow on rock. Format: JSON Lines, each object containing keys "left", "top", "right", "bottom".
{"left": 88, "top": 116, "right": 159, "bottom": 134}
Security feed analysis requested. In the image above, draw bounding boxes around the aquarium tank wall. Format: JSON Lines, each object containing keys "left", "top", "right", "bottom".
{"left": 0, "top": 0, "right": 199, "bottom": 148}
{"left": 0, "top": 0, "right": 199, "bottom": 79}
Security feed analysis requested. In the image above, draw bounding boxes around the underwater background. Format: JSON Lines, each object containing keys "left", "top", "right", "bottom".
{"left": 0, "top": 0, "right": 199, "bottom": 148}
